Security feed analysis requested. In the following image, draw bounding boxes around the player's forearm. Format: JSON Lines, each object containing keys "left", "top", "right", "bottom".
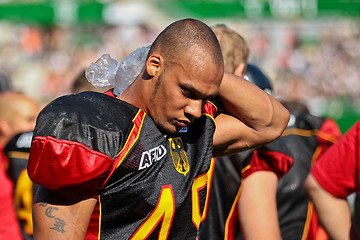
{"left": 218, "top": 72, "right": 289, "bottom": 143}
{"left": 304, "top": 174, "right": 352, "bottom": 240}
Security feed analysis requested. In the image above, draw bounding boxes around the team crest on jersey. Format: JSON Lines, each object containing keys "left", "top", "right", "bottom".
{"left": 139, "top": 145, "right": 167, "bottom": 170}
{"left": 168, "top": 137, "right": 189, "bottom": 176}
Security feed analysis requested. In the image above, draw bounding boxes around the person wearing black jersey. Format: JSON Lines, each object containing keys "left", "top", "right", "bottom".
{"left": 28, "top": 18, "right": 289, "bottom": 240}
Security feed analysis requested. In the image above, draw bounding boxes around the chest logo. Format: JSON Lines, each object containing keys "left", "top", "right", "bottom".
{"left": 168, "top": 137, "right": 189, "bottom": 176}
{"left": 139, "top": 145, "right": 167, "bottom": 170}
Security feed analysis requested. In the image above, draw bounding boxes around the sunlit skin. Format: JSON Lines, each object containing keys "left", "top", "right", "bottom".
{"left": 11, "top": 99, "right": 39, "bottom": 134}
{"left": 122, "top": 46, "right": 223, "bottom": 134}
{"left": 0, "top": 91, "right": 39, "bottom": 146}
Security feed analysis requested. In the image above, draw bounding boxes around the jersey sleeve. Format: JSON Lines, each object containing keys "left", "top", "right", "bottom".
{"left": 28, "top": 92, "right": 135, "bottom": 195}
{"left": 242, "top": 138, "right": 294, "bottom": 179}
{"left": 317, "top": 118, "right": 341, "bottom": 147}
{"left": 311, "top": 120, "right": 360, "bottom": 199}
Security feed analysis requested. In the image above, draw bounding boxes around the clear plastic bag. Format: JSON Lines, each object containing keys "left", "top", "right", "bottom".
{"left": 113, "top": 45, "right": 150, "bottom": 96}
{"left": 85, "top": 54, "right": 118, "bottom": 90}
{"left": 85, "top": 44, "right": 151, "bottom": 96}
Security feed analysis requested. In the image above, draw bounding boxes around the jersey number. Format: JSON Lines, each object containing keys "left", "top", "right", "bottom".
{"left": 14, "top": 169, "right": 33, "bottom": 235}
{"left": 130, "top": 175, "right": 210, "bottom": 239}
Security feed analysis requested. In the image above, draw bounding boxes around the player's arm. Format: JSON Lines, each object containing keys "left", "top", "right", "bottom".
{"left": 213, "top": 72, "right": 289, "bottom": 156}
{"left": 33, "top": 186, "right": 97, "bottom": 240}
{"left": 304, "top": 174, "right": 352, "bottom": 240}
{"left": 238, "top": 171, "right": 281, "bottom": 240}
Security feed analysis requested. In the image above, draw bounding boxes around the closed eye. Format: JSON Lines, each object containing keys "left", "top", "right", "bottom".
{"left": 182, "top": 89, "right": 199, "bottom": 100}
{"left": 181, "top": 83, "right": 219, "bottom": 101}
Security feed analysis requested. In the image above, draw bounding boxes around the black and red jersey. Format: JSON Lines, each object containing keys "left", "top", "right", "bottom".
{"left": 28, "top": 90, "right": 220, "bottom": 239}
{"left": 4, "top": 131, "right": 36, "bottom": 240}
{"left": 199, "top": 109, "right": 341, "bottom": 240}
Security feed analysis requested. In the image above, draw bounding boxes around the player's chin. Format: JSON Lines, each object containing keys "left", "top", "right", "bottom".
{"left": 157, "top": 122, "right": 179, "bottom": 135}
{"left": 169, "top": 125, "right": 181, "bottom": 134}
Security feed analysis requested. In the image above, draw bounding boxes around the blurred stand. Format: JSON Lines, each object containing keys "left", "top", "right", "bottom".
{"left": 0, "top": 1, "right": 358, "bottom": 132}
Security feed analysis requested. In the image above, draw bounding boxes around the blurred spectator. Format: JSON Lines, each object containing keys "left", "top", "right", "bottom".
{"left": 0, "top": 91, "right": 39, "bottom": 240}
{"left": 2, "top": 69, "right": 105, "bottom": 240}
{"left": 0, "top": 91, "right": 39, "bottom": 156}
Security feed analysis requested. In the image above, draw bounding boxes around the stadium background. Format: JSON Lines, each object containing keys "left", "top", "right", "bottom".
{"left": 0, "top": 0, "right": 359, "bottom": 133}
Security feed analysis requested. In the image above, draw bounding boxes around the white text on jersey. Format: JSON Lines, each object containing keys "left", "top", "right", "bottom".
{"left": 139, "top": 145, "right": 167, "bottom": 170}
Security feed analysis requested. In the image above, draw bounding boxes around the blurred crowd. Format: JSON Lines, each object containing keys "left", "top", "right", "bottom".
{"left": 1, "top": 12, "right": 360, "bottom": 240}
{"left": 243, "top": 19, "right": 360, "bottom": 118}
{"left": 0, "top": 18, "right": 359, "bottom": 120}
{"left": 0, "top": 22, "right": 158, "bottom": 105}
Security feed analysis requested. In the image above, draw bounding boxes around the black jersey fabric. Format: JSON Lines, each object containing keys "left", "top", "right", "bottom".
{"left": 28, "top": 90, "right": 221, "bottom": 239}
{"left": 198, "top": 109, "right": 341, "bottom": 240}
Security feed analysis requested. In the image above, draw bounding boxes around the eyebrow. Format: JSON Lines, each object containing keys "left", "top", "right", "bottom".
{"left": 182, "top": 82, "right": 219, "bottom": 99}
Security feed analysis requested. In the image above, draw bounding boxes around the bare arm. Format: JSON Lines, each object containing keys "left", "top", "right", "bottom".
{"left": 213, "top": 72, "right": 289, "bottom": 156}
{"left": 33, "top": 186, "right": 97, "bottom": 240}
{"left": 238, "top": 171, "right": 281, "bottom": 240}
{"left": 304, "top": 174, "right": 352, "bottom": 240}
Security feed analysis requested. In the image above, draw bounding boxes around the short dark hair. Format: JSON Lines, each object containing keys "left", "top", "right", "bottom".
{"left": 148, "top": 18, "right": 224, "bottom": 68}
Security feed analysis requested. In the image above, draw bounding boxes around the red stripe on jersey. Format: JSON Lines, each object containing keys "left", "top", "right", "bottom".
{"left": 224, "top": 185, "right": 242, "bottom": 240}
{"left": 201, "top": 157, "right": 216, "bottom": 222}
{"left": 85, "top": 199, "right": 100, "bottom": 240}
{"left": 104, "top": 110, "right": 146, "bottom": 184}
{"left": 203, "top": 101, "right": 218, "bottom": 118}
{"left": 104, "top": 90, "right": 116, "bottom": 97}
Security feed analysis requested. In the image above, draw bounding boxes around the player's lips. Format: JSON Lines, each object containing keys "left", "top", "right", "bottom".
{"left": 176, "top": 120, "right": 190, "bottom": 128}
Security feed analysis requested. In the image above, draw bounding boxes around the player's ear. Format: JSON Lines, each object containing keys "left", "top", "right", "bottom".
{"left": 234, "top": 62, "right": 246, "bottom": 77}
{"left": 145, "top": 54, "right": 162, "bottom": 77}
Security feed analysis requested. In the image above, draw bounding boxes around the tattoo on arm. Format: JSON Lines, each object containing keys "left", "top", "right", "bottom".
{"left": 37, "top": 203, "right": 66, "bottom": 233}
{"left": 51, "top": 218, "right": 66, "bottom": 233}
{"left": 45, "top": 206, "right": 58, "bottom": 218}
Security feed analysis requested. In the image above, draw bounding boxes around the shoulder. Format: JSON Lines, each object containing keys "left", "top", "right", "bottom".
{"left": 36, "top": 92, "right": 140, "bottom": 150}
{"left": 39, "top": 91, "right": 137, "bottom": 125}
{"left": 28, "top": 92, "right": 143, "bottom": 193}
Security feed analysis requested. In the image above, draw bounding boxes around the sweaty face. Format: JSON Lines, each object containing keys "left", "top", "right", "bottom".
{"left": 148, "top": 48, "right": 223, "bottom": 134}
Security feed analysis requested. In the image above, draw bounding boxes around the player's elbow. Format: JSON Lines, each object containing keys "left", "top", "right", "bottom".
{"left": 272, "top": 105, "right": 290, "bottom": 139}
{"left": 261, "top": 104, "right": 289, "bottom": 144}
